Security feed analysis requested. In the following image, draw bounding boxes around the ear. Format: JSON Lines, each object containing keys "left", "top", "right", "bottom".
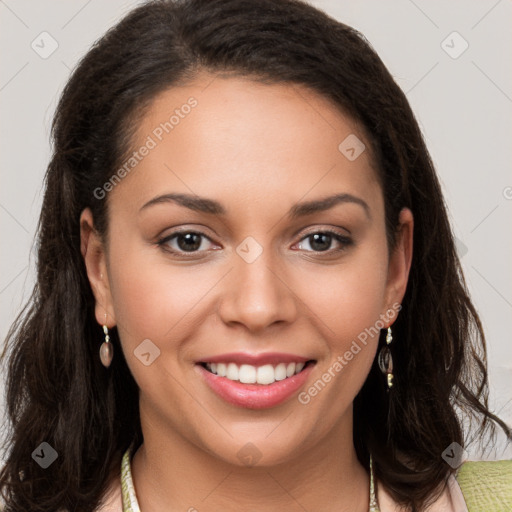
{"left": 80, "top": 207, "right": 116, "bottom": 328}
{"left": 382, "top": 207, "right": 413, "bottom": 325}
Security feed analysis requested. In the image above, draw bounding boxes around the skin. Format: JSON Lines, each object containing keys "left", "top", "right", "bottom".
{"left": 80, "top": 73, "right": 414, "bottom": 511}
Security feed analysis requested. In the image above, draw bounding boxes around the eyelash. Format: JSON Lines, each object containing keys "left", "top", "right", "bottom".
{"left": 156, "top": 228, "right": 353, "bottom": 258}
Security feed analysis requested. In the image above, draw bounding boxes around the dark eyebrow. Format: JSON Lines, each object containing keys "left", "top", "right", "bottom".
{"left": 288, "top": 193, "right": 371, "bottom": 220}
{"left": 140, "top": 193, "right": 225, "bottom": 215}
{"left": 139, "top": 192, "right": 371, "bottom": 220}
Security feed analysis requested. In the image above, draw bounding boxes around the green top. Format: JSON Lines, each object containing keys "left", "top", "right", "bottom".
{"left": 120, "top": 444, "right": 512, "bottom": 511}
{"left": 455, "top": 459, "right": 512, "bottom": 512}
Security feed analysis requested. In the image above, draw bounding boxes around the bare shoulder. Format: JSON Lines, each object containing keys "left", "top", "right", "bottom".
{"left": 95, "top": 473, "right": 123, "bottom": 512}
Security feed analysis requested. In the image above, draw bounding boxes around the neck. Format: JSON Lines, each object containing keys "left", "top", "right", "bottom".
{"left": 131, "top": 407, "right": 370, "bottom": 512}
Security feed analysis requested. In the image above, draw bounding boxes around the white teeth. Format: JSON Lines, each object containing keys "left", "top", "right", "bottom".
{"left": 257, "top": 364, "right": 275, "bottom": 385}
{"left": 204, "top": 361, "right": 310, "bottom": 385}
{"left": 239, "top": 364, "right": 257, "bottom": 384}
{"left": 274, "top": 363, "right": 287, "bottom": 381}
{"left": 226, "top": 362, "right": 239, "bottom": 380}
{"left": 216, "top": 363, "right": 227, "bottom": 377}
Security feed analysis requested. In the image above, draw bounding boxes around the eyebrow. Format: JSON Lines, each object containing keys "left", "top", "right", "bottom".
{"left": 139, "top": 192, "right": 371, "bottom": 220}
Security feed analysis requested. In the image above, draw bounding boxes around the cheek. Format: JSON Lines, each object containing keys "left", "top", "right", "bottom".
{"left": 108, "top": 239, "right": 219, "bottom": 347}
{"left": 302, "top": 243, "right": 389, "bottom": 344}
{"left": 298, "top": 259, "right": 386, "bottom": 415}
{"left": 107, "top": 248, "right": 215, "bottom": 402}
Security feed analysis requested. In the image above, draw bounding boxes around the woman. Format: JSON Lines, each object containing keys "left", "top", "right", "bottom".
{"left": 0, "top": 0, "right": 510, "bottom": 510}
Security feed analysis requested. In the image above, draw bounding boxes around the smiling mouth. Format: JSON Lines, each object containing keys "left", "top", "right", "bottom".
{"left": 198, "top": 360, "right": 316, "bottom": 386}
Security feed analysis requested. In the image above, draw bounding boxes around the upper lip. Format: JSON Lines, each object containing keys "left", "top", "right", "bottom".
{"left": 197, "top": 352, "right": 314, "bottom": 366}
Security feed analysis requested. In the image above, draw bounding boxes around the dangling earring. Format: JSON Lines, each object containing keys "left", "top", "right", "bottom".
{"left": 378, "top": 326, "right": 394, "bottom": 389}
{"left": 100, "top": 315, "right": 114, "bottom": 368}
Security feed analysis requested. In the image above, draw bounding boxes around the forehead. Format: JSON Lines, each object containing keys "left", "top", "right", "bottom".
{"left": 109, "top": 73, "right": 382, "bottom": 219}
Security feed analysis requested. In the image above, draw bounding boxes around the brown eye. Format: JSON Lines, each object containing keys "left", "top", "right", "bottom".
{"left": 296, "top": 230, "right": 353, "bottom": 254}
{"left": 157, "top": 230, "right": 214, "bottom": 255}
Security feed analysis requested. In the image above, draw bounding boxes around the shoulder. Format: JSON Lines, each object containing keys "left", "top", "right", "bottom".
{"left": 455, "top": 459, "right": 512, "bottom": 511}
{"left": 0, "top": 476, "right": 123, "bottom": 512}
{"left": 377, "top": 460, "right": 511, "bottom": 512}
{"left": 96, "top": 473, "right": 123, "bottom": 512}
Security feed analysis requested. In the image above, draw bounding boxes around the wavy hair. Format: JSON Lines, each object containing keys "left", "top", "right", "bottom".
{"left": 1, "top": 0, "right": 510, "bottom": 510}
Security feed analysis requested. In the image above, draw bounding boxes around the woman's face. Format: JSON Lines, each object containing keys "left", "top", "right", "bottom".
{"left": 81, "top": 73, "right": 413, "bottom": 466}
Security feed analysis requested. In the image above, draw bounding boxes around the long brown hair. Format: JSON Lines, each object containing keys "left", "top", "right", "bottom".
{"left": 1, "top": 0, "right": 510, "bottom": 510}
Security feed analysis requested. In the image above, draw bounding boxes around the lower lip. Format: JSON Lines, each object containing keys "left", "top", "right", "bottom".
{"left": 196, "top": 363, "right": 315, "bottom": 409}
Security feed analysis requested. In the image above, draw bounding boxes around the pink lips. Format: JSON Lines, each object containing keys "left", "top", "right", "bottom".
{"left": 195, "top": 352, "right": 316, "bottom": 409}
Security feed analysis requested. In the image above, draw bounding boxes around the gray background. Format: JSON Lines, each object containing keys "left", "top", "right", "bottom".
{"left": 1, "top": 0, "right": 511, "bottom": 460}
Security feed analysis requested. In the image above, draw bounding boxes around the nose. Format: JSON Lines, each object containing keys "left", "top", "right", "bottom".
{"left": 217, "top": 243, "right": 298, "bottom": 333}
